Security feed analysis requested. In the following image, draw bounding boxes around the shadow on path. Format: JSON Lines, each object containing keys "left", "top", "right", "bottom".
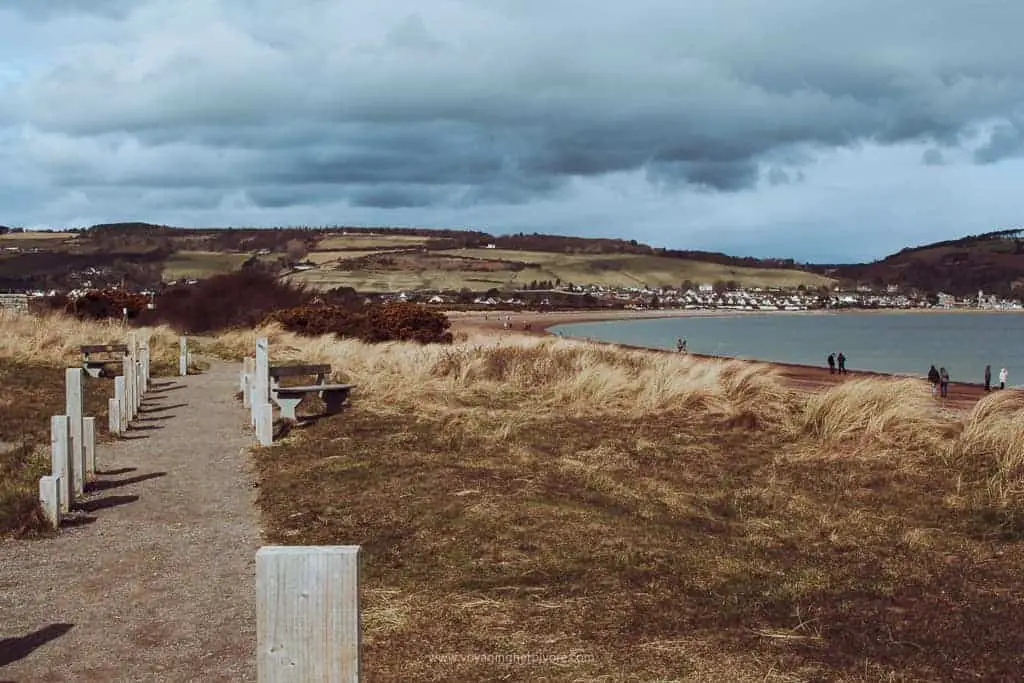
{"left": 89, "top": 472, "right": 166, "bottom": 492}
{"left": 96, "top": 467, "right": 136, "bottom": 476}
{"left": 148, "top": 384, "right": 184, "bottom": 394}
{"left": 76, "top": 495, "right": 140, "bottom": 513}
{"left": 139, "top": 403, "right": 187, "bottom": 414}
{"left": 0, "top": 624, "right": 75, "bottom": 668}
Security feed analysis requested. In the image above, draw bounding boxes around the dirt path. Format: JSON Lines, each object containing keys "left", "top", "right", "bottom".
{"left": 0, "top": 361, "right": 258, "bottom": 682}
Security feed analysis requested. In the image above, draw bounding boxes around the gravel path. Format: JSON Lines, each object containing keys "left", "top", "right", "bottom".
{"left": 0, "top": 361, "right": 259, "bottom": 682}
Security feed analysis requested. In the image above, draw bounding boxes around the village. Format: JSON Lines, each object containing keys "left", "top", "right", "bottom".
{"left": 3, "top": 279, "right": 1024, "bottom": 314}
{"left": 384, "top": 282, "right": 1024, "bottom": 312}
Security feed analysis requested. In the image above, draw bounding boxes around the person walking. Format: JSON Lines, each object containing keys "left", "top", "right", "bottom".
{"left": 985, "top": 365, "right": 992, "bottom": 392}
{"left": 676, "top": 338, "right": 684, "bottom": 353}
{"left": 939, "top": 367, "right": 950, "bottom": 398}
{"left": 827, "top": 353, "right": 836, "bottom": 374}
{"left": 837, "top": 352, "right": 847, "bottom": 375}
{"left": 928, "top": 365, "right": 940, "bottom": 395}
{"left": 999, "top": 367, "right": 1008, "bottom": 390}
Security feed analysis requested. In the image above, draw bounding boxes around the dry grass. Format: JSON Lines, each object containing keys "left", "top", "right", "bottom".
{"left": 797, "top": 378, "right": 947, "bottom": 452}
{"left": 0, "top": 360, "right": 116, "bottom": 537}
{"left": 0, "top": 310, "right": 185, "bottom": 374}
{"left": 0, "top": 311, "right": 199, "bottom": 536}
{"left": 221, "top": 326, "right": 1024, "bottom": 680}
{"left": 213, "top": 325, "right": 794, "bottom": 425}
{"left": 946, "top": 390, "right": 1024, "bottom": 527}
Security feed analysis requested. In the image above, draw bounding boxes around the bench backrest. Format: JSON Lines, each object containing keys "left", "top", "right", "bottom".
{"left": 81, "top": 344, "right": 128, "bottom": 355}
{"left": 269, "top": 364, "right": 332, "bottom": 379}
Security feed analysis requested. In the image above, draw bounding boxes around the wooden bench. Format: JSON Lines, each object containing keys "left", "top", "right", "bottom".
{"left": 268, "top": 364, "right": 355, "bottom": 422}
{"left": 81, "top": 344, "right": 128, "bottom": 378}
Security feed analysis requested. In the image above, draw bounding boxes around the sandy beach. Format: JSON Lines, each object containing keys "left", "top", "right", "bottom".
{"left": 447, "top": 307, "right": 993, "bottom": 410}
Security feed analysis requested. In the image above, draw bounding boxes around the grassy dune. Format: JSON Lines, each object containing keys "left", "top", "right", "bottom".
{"left": 216, "top": 326, "right": 1024, "bottom": 681}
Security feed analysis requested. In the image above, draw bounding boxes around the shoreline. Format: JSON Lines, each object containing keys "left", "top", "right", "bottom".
{"left": 447, "top": 308, "right": 999, "bottom": 409}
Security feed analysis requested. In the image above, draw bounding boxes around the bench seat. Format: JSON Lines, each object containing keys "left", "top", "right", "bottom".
{"left": 81, "top": 344, "right": 129, "bottom": 378}
{"left": 273, "top": 383, "right": 355, "bottom": 421}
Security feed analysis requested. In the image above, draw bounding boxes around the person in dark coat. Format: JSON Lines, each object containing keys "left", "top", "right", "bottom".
{"left": 827, "top": 353, "right": 836, "bottom": 374}
{"left": 928, "top": 365, "right": 940, "bottom": 395}
{"left": 985, "top": 365, "right": 992, "bottom": 392}
{"left": 939, "top": 367, "right": 950, "bottom": 398}
{"left": 837, "top": 352, "right": 847, "bottom": 374}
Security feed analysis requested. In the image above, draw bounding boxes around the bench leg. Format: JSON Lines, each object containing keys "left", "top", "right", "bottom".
{"left": 322, "top": 390, "right": 351, "bottom": 415}
{"left": 276, "top": 397, "right": 303, "bottom": 422}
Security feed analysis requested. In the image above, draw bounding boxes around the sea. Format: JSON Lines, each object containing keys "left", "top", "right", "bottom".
{"left": 548, "top": 311, "right": 1024, "bottom": 387}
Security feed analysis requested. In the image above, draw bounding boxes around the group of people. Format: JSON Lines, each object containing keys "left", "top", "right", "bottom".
{"left": 927, "top": 364, "right": 1008, "bottom": 398}
{"left": 927, "top": 365, "right": 952, "bottom": 397}
{"left": 676, "top": 337, "right": 688, "bottom": 353}
{"left": 826, "top": 352, "right": 847, "bottom": 374}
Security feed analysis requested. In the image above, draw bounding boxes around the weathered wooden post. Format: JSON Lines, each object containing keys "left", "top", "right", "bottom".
{"left": 115, "top": 375, "right": 127, "bottom": 429}
{"left": 136, "top": 360, "right": 144, "bottom": 408}
{"left": 256, "top": 546, "right": 362, "bottom": 682}
{"left": 254, "top": 338, "right": 269, "bottom": 428}
{"left": 65, "top": 368, "right": 85, "bottom": 498}
{"left": 179, "top": 336, "right": 188, "bottom": 376}
{"left": 51, "top": 415, "right": 72, "bottom": 513}
{"left": 83, "top": 416, "right": 96, "bottom": 481}
{"left": 239, "top": 358, "right": 248, "bottom": 393}
{"left": 39, "top": 475, "right": 61, "bottom": 529}
{"left": 109, "top": 397, "right": 121, "bottom": 436}
{"left": 257, "top": 403, "right": 274, "bottom": 446}
{"left": 141, "top": 338, "right": 150, "bottom": 391}
{"left": 121, "top": 356, "right": 132, "bottom": 423}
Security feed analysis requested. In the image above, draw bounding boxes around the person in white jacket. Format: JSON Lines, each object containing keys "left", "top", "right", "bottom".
{"left": 999, "top": 367, "right": 1008, "bottom": 390}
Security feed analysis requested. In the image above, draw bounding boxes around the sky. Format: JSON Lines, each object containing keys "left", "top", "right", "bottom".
{"left": 2, "top": 1, "right": 1024, "bottom": 263}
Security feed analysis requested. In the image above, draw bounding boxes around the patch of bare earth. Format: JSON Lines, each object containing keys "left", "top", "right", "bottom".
{"left": 0, "top": 362, "right": 259, "bottom": 681}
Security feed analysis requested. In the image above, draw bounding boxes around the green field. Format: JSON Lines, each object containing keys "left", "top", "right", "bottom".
{"left": 162, "top": 251, "right": 251, "bottom": 280}
{"left": 315, "top": 234, "right": 430, "bottom": 250}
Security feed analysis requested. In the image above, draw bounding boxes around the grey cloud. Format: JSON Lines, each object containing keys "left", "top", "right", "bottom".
{"left": 974, "top": 120, "right": 1024, "bottom": 164}
{"left": 922, "top": 148, "right": 945, "bottom": 166}
{"left": 4, "top": 0, "right": 1024, "bottom": 259}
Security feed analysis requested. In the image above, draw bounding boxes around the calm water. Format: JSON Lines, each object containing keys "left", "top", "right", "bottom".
{"left": 549, "top": 312, "right": 1024, "bottom": 387}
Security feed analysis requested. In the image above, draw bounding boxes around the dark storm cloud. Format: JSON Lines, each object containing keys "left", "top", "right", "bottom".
{"left": 4, "top": 0, "right": 1024, "bottom": 258}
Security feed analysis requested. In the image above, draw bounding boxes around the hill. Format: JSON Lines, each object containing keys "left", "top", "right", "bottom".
{"left": 4, "top": 222, "right": 1024, "bottom": 297}
{"left": 0, "top": 223, "right": 831, "bottom": 293}
{"left": 288, "top": 247, "right": 830, "bottom": 292}
{"left": 814, "top": 229, "right": 1024, "bottom": 297}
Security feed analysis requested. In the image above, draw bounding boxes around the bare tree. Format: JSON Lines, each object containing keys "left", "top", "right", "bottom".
{"left": 285, "top": 239, "right": 309, "bottom": 263}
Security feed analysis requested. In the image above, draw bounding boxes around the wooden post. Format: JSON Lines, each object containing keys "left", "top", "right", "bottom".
{"left": 254, "top": 338, "right": 269, "bottom": 427}
{"left": 39, "top": 475, "right": 61, "bottom": 529}
{"left": 136, "top": 363, "right": 144, "bottom": 408}
{"left": 243, "top": 372, "right": 252, "bottom": 410}
{"left": 51, "top": 415, "right": 72, "bottom": 513}
{"left": 256, "top": 546, "right": 361, "bottom": 682}
{"left": 179, "top": 336, "right": 188, "bottom": 376}
{"left": 141, "top": 339, "right": 150, "bottom": 391}
{"left": 109, "top": 397, "right": 121, "bottom": 436}
{"left": 115, "top": 375, "right": 127, "bottom": 428}
{"left": 65, "top": 368, "right": 85, "bottom": 498}
{"left": 257, "top": 403, "right": 274, "bottom": 446}
{"left": 84, "top": 417, "right": 96, "bottom": 481}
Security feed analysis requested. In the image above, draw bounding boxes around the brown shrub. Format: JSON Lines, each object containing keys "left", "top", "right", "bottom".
{"left": 138, "top": 270, "right": 312, "bottom": 333}
{"left": 266, "top": 302, "right": 452, "bottom": 344}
